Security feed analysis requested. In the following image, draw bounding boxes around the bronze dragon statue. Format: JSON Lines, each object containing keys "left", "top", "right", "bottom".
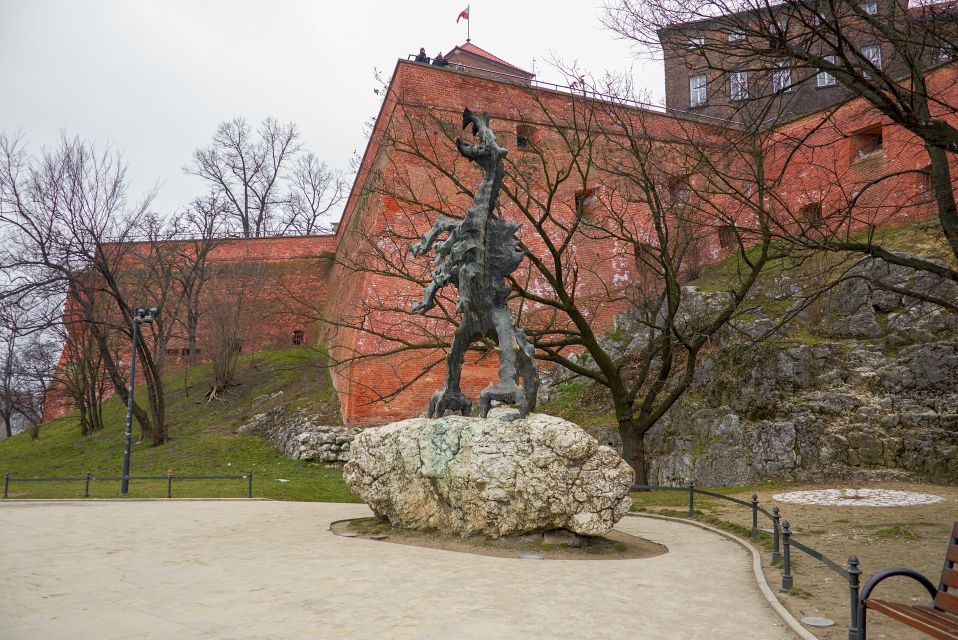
{"left": 410, "top": 108, "right": 539, "bottom": 419}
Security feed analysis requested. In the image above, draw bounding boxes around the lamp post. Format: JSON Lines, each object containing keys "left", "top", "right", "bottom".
{"left": 121, "top": 307, "right": 158, "bottom": 495}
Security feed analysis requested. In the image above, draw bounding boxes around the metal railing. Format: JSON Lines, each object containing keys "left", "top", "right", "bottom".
{"left": 634, "top": 481, "right": 865, "bottom": 640}
{"left": 3, "top": 469, "right": 254, "bottom": 499}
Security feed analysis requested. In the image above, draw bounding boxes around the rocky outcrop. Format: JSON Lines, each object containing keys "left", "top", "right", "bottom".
{"left": 642, "top": 338, "right": 958, "bottom": 485}
{"left": 238, "top": 404, "right": 358, "bottom": 463}
{"left": 568, "top": 254, "right": 958, "bottom": 485}
{"left": 343, "top": 411, "right": 633, "bottom": 537}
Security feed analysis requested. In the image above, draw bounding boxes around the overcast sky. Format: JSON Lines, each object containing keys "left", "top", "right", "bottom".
{"left": 0, "top": 1, "right": 663, "bottom": 219}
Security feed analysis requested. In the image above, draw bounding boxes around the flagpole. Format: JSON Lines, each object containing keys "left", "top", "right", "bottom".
{"left": 467, "top": 5, "right": 471, "bottom": 42}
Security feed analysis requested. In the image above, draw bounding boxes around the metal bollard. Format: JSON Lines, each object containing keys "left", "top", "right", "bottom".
{"left": 771, "top": 506, "right": 781, "bottom": 563}
{"left": 84, "top": 472, "right": 91, "bottom": 498}
{"left": 688, "top": 480, "right": 695, "bottom": 517}
{"left": 780, "top": 520, "right": 794, "bottom": 593}
{"left": 247, "top": 469, "right": 253, "bottom": 498}
{"left": 3, "top": 473, "right": 8, "bottom": 499}
{"left": 847, "top": 555, "right": 862, "bottom": 640}
{"left": 751, "top": 493, "right": 759, "bottom": 538}
{"left": 166, "top": 469, "right": 173, "bottom": 499}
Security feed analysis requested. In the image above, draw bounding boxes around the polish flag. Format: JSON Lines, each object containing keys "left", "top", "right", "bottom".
{"left": 457, "top": 6, "right": 470, "bottom": 22}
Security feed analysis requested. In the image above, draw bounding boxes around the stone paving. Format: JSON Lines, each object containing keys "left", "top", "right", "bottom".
{"left": 0, "top": 500, "right": 798, "bottom": 639}
{"left": 772, "top": 488, "right": 943, "bottom": 507}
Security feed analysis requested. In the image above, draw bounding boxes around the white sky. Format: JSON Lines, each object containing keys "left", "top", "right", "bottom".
{"left": 0, "top": 1, "right": 663, "bottom": 219}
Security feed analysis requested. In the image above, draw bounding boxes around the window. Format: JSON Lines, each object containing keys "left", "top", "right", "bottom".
{"left": 292, "top": 329, "right": 305, "bottom": 346}
{"left": 860, "top": 1, "right": 878, "bottom": 15}
{"left": 668, "top": 176, "right": 692, "bottom": 203}
{"left": 919, "top": 166, "right": 934, "bottom": 200}
{"left": 850, "top": 125, "right": 883, "bottom": 161}
{"left": 574, "top": 188, "right": 598, "bottom": 216}
{"left": 773, "top": 61, "right": 792, "bottom": 92}
{"left": 769, "top": 17, "right": 788, "bottom": 35}
{"left": 730, "top": 70, "right": 749, "bottom": 101}
{"left": 862, "top": 45, "right": 882, "bottom": 73}
{"left": 165, "top": 348, "right": 178, "bottom": 356}
{"left": 180, "top": 347, "right": 201, "bottom": 356}
{"left": 689, "top": 74, "right": 707, "bottom": 107}
{"left": 817, "top": 55, "right": 837, "bottom": 87}
{"left": 718, "top": 225, "right": 737, "bottom": 248}
{"left": 688, "top": 35, "right": 705, "bottom": 49}
{"left": 799, "top": 202, "right": 823, "bottom": 223}
{"left": 516, "top": 124, "right": 537, "bottom": 150}
{"left": 728, "top": 30, "right": 745, "bottom": 42}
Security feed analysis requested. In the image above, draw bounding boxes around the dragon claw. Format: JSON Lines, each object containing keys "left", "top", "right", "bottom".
{"left": 428, "top": 389, "right": 472, "bottom": 418}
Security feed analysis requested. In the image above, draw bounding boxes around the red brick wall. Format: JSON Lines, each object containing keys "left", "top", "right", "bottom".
{"left": 49, "top": 59, "right": 957, "bottom": 428}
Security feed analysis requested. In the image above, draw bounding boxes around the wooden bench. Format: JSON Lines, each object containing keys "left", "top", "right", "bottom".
{"left": 858, "top": 521, "right": 958, "bottom": 640}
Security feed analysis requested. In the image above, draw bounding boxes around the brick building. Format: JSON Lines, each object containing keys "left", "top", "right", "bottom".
{"left": 49, "top": 41, "right": 957, "bottom": 428}
{"left": 659, "top": 0, "right": 957, "bottom": 123}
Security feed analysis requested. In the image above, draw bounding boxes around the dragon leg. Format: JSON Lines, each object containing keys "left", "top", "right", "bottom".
{"left": 428, "top": 316, "right": 474, "bottom": 418}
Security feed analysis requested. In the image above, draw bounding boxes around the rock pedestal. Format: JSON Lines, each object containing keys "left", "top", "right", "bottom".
{"left": 343, "top": 412, "right": 633, "bottom": 537}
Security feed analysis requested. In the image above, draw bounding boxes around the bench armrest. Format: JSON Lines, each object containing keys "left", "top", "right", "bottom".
{"left": 860, "top": 568, "right": 937, "bottom": 605}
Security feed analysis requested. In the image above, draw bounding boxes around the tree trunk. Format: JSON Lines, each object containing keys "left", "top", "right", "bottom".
{"left": 78, "top": 404, "right": 89, "bottom": 436}
{"left": 2, "top": 414, "right": 11, "bottom": 439}
{"left": 926, "top": 144, "right": 958, "bottom": 262}
{"left": 618, "top": 417, "right": 649, "bottom": 486}
{"left": 186, "top": 307, "right": 199, "bottom": 367}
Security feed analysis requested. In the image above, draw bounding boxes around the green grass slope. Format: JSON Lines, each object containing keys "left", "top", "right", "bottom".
{"left": 0, "top": 348, "right": 360, "bottom": 502}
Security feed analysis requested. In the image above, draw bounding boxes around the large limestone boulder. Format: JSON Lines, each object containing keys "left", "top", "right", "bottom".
{"left": 343, "top": 412, "right": 633, "bottom": 537}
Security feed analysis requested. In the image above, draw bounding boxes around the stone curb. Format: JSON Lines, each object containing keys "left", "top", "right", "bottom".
{"left": 625, "top": 512, "right": 820, "bottom": 640}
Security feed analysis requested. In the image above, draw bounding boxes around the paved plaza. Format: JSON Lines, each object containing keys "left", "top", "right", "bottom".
{"left": 0, "top": 500, "right": 797, "bottom": 639}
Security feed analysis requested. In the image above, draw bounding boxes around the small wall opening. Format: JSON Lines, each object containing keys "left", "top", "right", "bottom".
{"left": 668, "top": 175, "right": 692, "bottom": 204}
{"left": 516, "top": 124, "right": 537, "bottom": 150}
{"left": 799, "top": 202, "right": 823, "bottom": 223}
{"left": 574, "top": 187, "right": 598, "bottom": 216}
{"left": 292, "top": 329, "right": 305, "bottom": 346}
{"left": 850, "top": 125, "right": 883, "bottom": 162}
{"left": 718, "top": 225, "right": 737, "bottom": 248}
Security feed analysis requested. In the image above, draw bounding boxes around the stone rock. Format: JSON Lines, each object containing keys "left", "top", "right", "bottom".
{"left": 343, "top": 411, "right": 633, "bottom": 537}
{"left": 237, "top": 405, "right": 359, "bottom": 463}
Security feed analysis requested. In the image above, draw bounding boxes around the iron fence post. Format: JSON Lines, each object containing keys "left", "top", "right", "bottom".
{"left": 847, "top": 555, "right": 861, "bottom": 640}
{"left": 771, "top": 506, "right": 781, "bottom": 563}
{"left": 166, "top": 469, "right": 173, "bottom": 499}
{"left": 3, "top": 473, "right": 8, "bottom": 499}
{"left": 780, "top": 520, "right": 793, "bottom": 593}
{"left": 84, "top": 472, "right": 91, "bottom": 498}
{"left": 751, "top": 494, "right": 759, "bottom": 537}
{"left": 247, "top": 469, "right": 253, "bottom": 498}
{"left": 687, "top": 479, "right": 694, "bottom": 517}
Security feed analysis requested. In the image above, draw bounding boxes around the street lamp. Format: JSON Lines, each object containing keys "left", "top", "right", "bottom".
{"left": 121, "top": 306, "right": 158, "bottom": 495}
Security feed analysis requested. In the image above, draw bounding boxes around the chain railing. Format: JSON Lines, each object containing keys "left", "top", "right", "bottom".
{"left": 3, "top": 469, "right": 254, "bottom": 499}
{"left": 634, "top": 481, "right": 865, "bottom": 640}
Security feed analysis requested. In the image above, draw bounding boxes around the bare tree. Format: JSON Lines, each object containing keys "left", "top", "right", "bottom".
{"left": 0, "top": 133, "right": 169, "bottom": 444}
{"left": 312, "top": 78, "right": 782, "bottom": 482}
{"left": 279, "top": 153, "right": 345, "bottom": 235}
{"left": 187, "top": 117, "right": 345, "bottom": 237}
{"left": 176, "top": 192, "right": 226, "bottom": 368}
{"left": 0, "top": 296, "right": 58, "bottom": 438}
{"left": 186, "top": 117, "right": 299, "bottom": 237}
{"left": 204, "top": 255, "right": 272, "bottom": 400}
{"left": 605, "top": 0, "right": 958, "bottom": 280}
